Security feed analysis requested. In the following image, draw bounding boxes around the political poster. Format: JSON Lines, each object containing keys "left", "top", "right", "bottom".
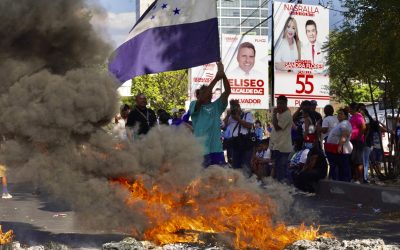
{"left": 190, "top": 34, "right": 268, "bottom": 110}
{"left": 274, "top": 1, "right": 329, "bottom": 107}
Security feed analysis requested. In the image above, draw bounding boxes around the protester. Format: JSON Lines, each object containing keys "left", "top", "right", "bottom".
{"left": 0, "top": 164, "right": 12, "bottom": 199}
{"left": 288, "top": 138, "right": 309, "bottom": 184}
{"left": 395, "top": 118, "right": 400, "bottom": 150}
{"left": 112, "top": 104, "right": 130, "bottom": 140}
{"left": 310, "top": 100, "right": 323, "bottom": 121}
{"left": 293, "top": 146, "right": 328, "bottom": 193}
{"left": 189, "top": 62, "right": 231, "bottom": 167}
{"left": 348, "top": 103, "right": 366, "bottom": 183}
{"left": 222, "top": 110, "right": 233, "bottom": 164}
{"left": 292, "top": 100, "right": 310, "bottom": 143}
{"left": 251, "top": 139, "right": 272, "bottom": 181}
{"left": 310, "top": 100, "right": 323, "bottom": 147}
{"left": 266, "top": 123, "right": 272, "bottom": 134}
{"left": 320, "top": 104, "right": 338, "bottom": 142}
{"left": 303, "top": 109, "right": 318, "bottom": 149}
{"left": 255, "top": 120, "right": 264, "bottom": 141}
{"left": 362, "top": 108, "right": 387, "bottom": 183}
{"left": 126, "top": 93, "right": 157, "bottom": 141}
{"left": 369, "top": 119, "right": 386, "bottom": 180}
{"left": 120, "top": 104, "right": 130, "bottom": 121}
{"left": 226, "top": 99, "right": 255, "bottom": 176}
{"left": 325, "top": 108, "right": 352, "bottom": 182}
{"left": 159, "top": 111, "right": 172, "bottom": 126}
{"left": 270, "top": 95, "right": 292, "bottom": 182}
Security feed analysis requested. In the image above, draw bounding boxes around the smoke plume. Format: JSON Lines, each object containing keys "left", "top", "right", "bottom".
{"left": 0, "top": 0, "right": 311, "bottom": 241}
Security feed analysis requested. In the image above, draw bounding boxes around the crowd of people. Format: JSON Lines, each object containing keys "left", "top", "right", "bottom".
{"left": 108, "top": 63, "right": 392, "bottom": 194}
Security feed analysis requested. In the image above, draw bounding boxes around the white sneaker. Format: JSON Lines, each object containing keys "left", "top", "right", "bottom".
{"left": 2, "top": 193, "right": 12, "bottom": 199}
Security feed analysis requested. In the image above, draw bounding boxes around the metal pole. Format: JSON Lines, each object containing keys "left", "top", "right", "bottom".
{"left": 271, "top": 0, "right": 275, "bottom": 108}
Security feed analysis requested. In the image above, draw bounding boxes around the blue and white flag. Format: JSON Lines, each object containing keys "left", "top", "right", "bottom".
{"left": 109, "top": 0, "right": 220, "bottom": 83}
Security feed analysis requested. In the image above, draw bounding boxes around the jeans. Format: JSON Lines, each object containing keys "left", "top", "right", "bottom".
{"left": 232, "top": 146, "right": 253, "bottom": 177}
{"left": 272, "top": 150, "right": 290, "bottom": 181}
{"left": 203, "top": 152, "right": 226, "bottom": 167}
{"left": 326, "top": 152, "right": 351, "bottom": 182}
{"left": 363, "top": 146, "right": 372, "bottom": 181}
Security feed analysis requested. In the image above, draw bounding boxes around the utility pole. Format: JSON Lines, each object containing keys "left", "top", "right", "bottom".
{"left": 271, "top": 1, "right": 274, "bottom": 108}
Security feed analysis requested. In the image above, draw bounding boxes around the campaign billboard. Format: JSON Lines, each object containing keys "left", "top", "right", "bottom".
{"left": 190, "top": 34, "right": 268, "bottom": 110}
{"left": 274, "top": 2, "right": 329, "bottom": 107}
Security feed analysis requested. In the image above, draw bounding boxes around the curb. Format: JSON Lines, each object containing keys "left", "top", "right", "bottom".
{"left": 317, "top": 180, "right": 400, "bottom": 210}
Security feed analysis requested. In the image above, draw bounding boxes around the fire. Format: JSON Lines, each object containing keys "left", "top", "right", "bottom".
{"left": 113, "top": 177, "right": 331, "bottom": 249}
{"left": 0, "top": 225, "right": 14, "bottom": 245}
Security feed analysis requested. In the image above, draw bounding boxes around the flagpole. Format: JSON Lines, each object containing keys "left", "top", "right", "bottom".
{"left": 270, "top": 0, "right": 275, "bottom": 109}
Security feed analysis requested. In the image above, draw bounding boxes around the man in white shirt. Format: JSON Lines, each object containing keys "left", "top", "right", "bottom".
{"left": 301, "top": 20, "right": 327, "bottom": 74}
{"left": 270, "top": 95, "right": 292, "bottom": 181}
{"left": 228, "top": 42, "right": 263, "bottom": 78}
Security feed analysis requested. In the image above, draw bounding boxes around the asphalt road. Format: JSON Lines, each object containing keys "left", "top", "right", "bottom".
{"left": 1, "top": 182, "right": 399, "bottom": 249}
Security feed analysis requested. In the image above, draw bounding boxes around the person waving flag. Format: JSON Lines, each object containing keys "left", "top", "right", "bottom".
{"left": 109, "top": 0, "right": 220, "bottom": 83}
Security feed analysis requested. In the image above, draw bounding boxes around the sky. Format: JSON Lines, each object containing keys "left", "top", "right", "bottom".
{"left": 96, "top": 0, "right": 344, "bottom": 48}
{"left": 95, "top": 0, "right": 137, "bottom": 47}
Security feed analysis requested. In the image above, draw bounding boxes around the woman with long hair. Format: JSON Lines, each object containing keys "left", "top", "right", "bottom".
{"left": 275, "top": 17, "right": 301, "bottom": 71}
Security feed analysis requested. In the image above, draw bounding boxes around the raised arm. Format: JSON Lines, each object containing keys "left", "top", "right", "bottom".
{"left": 194, "top": 62, "right": 225, "bottom": 112}
{"left": 220, "top": 62, "right": 231, "bottom": 105}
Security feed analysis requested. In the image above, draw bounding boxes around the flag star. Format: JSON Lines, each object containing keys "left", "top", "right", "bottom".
{"left": 173, "top": 8, "right": 180, "bottom": 15}
{"left": 150, "top": 15, "right": 155, "bottom": 20}
{"left": 152, "top": 4, "right": 157, "bottom": 10}
{"left": 161, "top": 3, "right": 168, "bottom": 9}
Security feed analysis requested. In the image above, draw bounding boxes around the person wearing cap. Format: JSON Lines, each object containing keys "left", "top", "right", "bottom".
{"left": 310, "top": 100, "right": 322, "bottom": 121}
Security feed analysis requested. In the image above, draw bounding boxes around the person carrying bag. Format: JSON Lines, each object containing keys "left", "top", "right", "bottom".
{"left": 227, "top": 100, "right": 254, "bottom": 177}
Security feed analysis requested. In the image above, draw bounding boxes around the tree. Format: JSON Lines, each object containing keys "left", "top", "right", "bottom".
{"left": 122, "top": 70, "right": 189, "bottom": 113}
{"left": 326, "top": 0, "right": 400, "bottom": 178}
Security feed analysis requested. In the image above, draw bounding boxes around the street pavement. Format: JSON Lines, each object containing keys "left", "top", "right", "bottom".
{"left": 0, "top": 183, "right": 127, "bottom": 248}
{"left": 1, "top": 182, "right": 399, "bottom": 249}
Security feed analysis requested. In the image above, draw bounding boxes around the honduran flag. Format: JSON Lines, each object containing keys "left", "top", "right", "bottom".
{"left": 109, "top": 0, "right": 220, "bottom": 83}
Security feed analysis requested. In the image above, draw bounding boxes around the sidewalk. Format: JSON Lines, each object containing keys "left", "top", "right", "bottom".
{"left": 317, "top": 179, "right": 400, "bottom": 210}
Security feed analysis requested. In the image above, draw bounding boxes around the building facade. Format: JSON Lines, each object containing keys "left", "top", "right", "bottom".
{"left": 218, "top": 0, "right": 268, "bottom": 36}
{"left": 137, "top": 0, "right": 268, "bottom": 36}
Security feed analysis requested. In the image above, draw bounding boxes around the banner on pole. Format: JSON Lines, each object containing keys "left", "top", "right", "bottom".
{"left": 274, "top": 1, "right": 329, "bottom": 107}
{"left": 190, "top": 34, "right": 269, "bottom": 110}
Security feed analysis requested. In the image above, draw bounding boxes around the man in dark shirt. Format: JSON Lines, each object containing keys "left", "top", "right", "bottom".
{"left": 293, "top": 147, "right": 327, "bottom": 193}
{"left": 126, "top": 93, "right": 157, "bottom": 140}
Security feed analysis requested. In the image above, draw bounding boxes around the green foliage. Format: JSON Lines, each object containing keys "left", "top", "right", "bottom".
{"left": 326, "top": 0, "right": 400, "bottom": 104}
{"left": 327, "top": 0, "right": 400, "bottom": 176}
{"left": 253, "top": 110, "right": 271, "bottom": 127}
{"left": 122, "top": 70, "right": 189, "bottom": 113}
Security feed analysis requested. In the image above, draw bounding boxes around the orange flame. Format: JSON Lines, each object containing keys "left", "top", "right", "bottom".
{"left": 113, "top": 177, "right": 331, "bottom": 249}
{"left": 0, "top": 225, "right": 14, "bottom": 245}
